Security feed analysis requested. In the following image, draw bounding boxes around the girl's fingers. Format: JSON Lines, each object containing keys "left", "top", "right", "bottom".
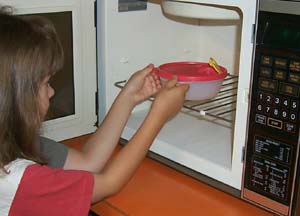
{"left": 176, "top": 83, "right": 190, "bottom": 92}
{"left": 165, "top": 76, "right": 178, "bottom": 88}
{"left": 139, "top": 64, "right": 154, "bottom": 78}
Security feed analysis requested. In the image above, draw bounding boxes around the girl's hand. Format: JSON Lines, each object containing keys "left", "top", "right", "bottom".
{"left": 150, "top": 76, "right": 189, "bottom": 122}
{"left": 122, "top": 64, "right": 162, "bottom": 106}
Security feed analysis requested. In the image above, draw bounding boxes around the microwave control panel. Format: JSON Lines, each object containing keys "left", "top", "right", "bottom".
{"left": 242, "top": 7, "right": 300, "bottom": 216}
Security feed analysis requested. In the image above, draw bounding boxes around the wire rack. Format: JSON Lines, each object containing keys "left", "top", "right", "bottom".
{"left": 115, "top": 75, "right": 238, "bottom": 125}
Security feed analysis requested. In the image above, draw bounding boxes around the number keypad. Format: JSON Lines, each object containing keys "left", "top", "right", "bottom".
{"left": 256, "top": 91, "right": 298, "bottom": 131}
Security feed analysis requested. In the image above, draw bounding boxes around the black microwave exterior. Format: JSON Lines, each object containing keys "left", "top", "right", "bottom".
{"left": 242, "top": 1, "right": 300, "bottom": 216}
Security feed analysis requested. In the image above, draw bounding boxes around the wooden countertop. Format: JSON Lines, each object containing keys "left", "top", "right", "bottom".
{"left": 62, "top": 134, "right": 273, "bottom": 216}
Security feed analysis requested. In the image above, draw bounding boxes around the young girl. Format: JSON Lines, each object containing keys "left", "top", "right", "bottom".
{"left": 0, "top": 9, "right": 189, "bottom": 216}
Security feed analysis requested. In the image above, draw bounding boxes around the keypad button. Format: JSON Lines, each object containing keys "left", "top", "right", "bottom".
{"left": 289, "top": 59, "right": 300, "bottom": 72}
{"left": 290, "top": 112, "right": 298, "bottom": 122}
{"left": 260, "top": 67, "right": 272, "bottom": 78}
{"left": 281, "top": 110, "right": 288, "bottom": 120}
{"left": 261, "top": 55, "right": 273, "bottom": 66}
{"left": 267, "top": 118, "right": 283, "bottom": 130}
{"left": 257, "top": 104, "right": 263, "bottom": 113}
{"left": 257, "top": 92, "right": 264, "bottom": 101}
{"left": 258, "top": 78, "right": 278, "bottom": 92}
{"left": 291, "top": 100, "right": 299, "bottom": 111}
{"left": 273, "top": 96, "right": 281, "bottom": 106}
{"left": 265, "top": 106, "right": 271, "bottom": 114}
{"left": 288, "top": 73, "right": 300, "bottom": 84}
{"left": 274, "top": 69, "right": 287, "bottom": 81}
{"left": 255, "top": 114, "right": 267, "bottom": 125}
{"left": 274, "top": 58, "right": 288, "bottom": 69}
{"left": 282, "top": 98, "right": 290, "bottom": 108}
{"left": 265, "top": 94, "right": 272, "bottom": 104}
{"left": 279, "top": 82, "right": 300, "bottom": 97}
{"left": 272, "top": 108, "right": 280, "bottom": 117}
{"left": 284, "top": 122, "right": 297, "bottom": 133}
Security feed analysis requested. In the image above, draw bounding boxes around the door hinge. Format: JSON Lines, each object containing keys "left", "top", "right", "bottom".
{"left": 241, "top": 146, "right": 245, "bottom": 163}
{"left": 94, "top": 91, "right": 99, "bottom": 127}
{"left": 251, "top": 23, "right": 256, "bottom": 44}
{"left": 94, "top": 0, "right": 97, "bottom": 28}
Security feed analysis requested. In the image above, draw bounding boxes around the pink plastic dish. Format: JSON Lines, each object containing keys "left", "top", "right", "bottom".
{"left": 155, "top": 61, "right": 228, "bottom": 100}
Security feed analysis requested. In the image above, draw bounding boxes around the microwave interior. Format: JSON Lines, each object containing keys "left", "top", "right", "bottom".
{"left": 98, "top": 0, "right": 256, "bottom": 194}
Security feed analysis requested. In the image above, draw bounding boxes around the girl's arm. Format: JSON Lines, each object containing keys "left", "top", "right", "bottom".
{"left": 91, "top": 77, "right": 188, "bottom": 202}
{"left": 63, "top": 64, "right": 162, "bottom": 172}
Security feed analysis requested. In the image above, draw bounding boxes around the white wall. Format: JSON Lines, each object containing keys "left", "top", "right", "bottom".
{"left": 97, "top": 0, "right": 241, "bottom": 121}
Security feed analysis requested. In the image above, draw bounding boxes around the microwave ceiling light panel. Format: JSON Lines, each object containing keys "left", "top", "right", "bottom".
{"left": 161, "top": 0, "right": 241, "bottom": 20}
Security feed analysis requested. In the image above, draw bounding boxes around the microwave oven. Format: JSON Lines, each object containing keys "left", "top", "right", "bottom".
{"left": 242, "top": 1, "right": 300, "bottom": 215}
{"left": 97, "top": 0, "right": 300, "bottom": 215}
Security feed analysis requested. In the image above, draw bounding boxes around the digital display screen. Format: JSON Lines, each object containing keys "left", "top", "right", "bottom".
{"left": 258, "top": 12, "right": 300, "bottom": 50}
{"left": 263, "top": 22, "right": 300, "bottom": 49}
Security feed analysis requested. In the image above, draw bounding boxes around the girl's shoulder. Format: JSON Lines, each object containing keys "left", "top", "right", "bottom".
{"left": 0, "top": 158, "right": 36, "bottom": 216}
{"left": 1, "top": 158, "right": 35, "bottom": 177}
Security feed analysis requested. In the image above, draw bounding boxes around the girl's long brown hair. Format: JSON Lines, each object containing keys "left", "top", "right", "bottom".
{"left": 0, "top": 9, "right": 64, "bottom": 171}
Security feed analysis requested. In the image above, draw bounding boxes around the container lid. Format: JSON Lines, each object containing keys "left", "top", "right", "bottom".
{"left": 155, "top": 62, "right": 228, "bottom": 82}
